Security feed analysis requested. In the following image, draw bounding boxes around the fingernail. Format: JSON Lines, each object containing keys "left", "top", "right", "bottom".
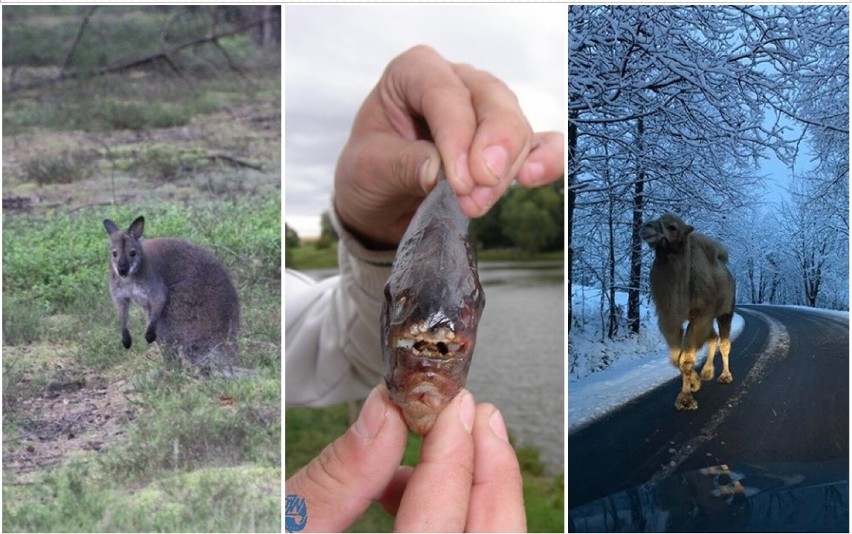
{"left": 454, "top": 154, "right": 474, "bottom": 192}
{"left": 459, "top": 392, "right": 475, "bottom": 434}
{"left": 482, "top": 145, "right": 508, "bottom": 180}
{"left": 352, "top": 386, "right": 386, "bottom": 441}
{"left": 488, "top": 409, "right": 510, "bottom": 443}
{"left": 418, "top": 158, "right": 439, "bottom": 194}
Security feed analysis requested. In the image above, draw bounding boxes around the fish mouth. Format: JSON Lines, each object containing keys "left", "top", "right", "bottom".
{"left": 389, "top": 321, "right": 467, "bottom": 361}
{"left": 384, "top": 319, "right": 474, "bottom": 435}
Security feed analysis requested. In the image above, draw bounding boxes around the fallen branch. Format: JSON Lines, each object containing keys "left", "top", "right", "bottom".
{"left": 14, "top": 15, "right": 277, "bottom": 91}
{"left": 204, "top": 154, "right": 263, "bottom": 171}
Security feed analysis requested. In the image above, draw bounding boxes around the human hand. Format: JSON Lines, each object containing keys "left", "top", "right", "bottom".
{"left": 334, "top": 45, "right": 564, "bottom": 249}
{"left": 285, "top": 384, "right": 525, "bottom": 532}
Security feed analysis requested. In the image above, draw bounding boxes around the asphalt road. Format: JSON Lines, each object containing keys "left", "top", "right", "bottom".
{"left": 568, "top": 305, "right": 849, "bottom": 509}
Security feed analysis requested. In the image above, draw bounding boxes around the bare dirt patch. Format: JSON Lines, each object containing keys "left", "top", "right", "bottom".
{"left": 3, "top": 375, "right": 134, "bottom": 478}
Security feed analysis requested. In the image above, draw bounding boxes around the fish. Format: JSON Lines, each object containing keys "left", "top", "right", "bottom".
{"left": 381, "top": 171, "right": 486, "bottom": 435}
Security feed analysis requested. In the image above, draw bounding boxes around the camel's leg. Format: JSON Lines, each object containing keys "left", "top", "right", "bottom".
{"left": 699, "top": 326, "right": 720, "bottom": 381}
{"left": 659, "top": 317, "right": 684, "bottom": 368}
{"left": 717, "top": 313, "right": 734, "bottom": 384}
{"left": 675, "top": 346, "right": 700, "bottom": 410}
{"left": 668, "top": 347, "right": 681, "bottom": 368}
{"left": 676, "top": 316, "right": 715, "bottom": 410}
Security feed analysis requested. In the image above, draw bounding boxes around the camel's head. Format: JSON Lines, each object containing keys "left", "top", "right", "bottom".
{"left": 641, "top": 213, "right": 694, "bottom": 252}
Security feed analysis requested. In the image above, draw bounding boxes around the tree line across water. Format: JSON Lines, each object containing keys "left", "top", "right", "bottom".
{"left": 286, "top": 179, "right": 564, "bottom": 266}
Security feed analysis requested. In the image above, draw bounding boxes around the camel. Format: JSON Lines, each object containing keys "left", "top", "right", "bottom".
{"left": 640, "top": 214, "right": 736, "bottom": 411}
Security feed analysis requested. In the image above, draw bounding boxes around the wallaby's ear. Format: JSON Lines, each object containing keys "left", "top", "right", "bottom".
{"left": 685, "top": 225, "right": 695, "bottom": 236}
{"left": 104, "top": 219, "right": 119, "bottom": 236}
{"left": 129, "top": 216, "right": 145, "bottom": 239}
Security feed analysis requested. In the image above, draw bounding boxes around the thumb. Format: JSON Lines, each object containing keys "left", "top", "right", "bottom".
{"left": 339, "top": 132, "right": 442, "bottom": 198}
{"left": 285, "top": 385, "right": 408, "bottom": 532}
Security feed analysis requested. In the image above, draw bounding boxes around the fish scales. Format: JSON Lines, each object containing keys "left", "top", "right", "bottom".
{"left": 381, "top": 173, "right": 485, "bottom": 435}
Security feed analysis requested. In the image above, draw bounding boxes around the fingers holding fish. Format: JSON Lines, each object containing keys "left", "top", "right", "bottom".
{"left": 381, "top": 45, "right": 478, "bottom": 194}
{"left": 452, "top": 62, "right": 534, "bottom": 186}
{"left": 335, "top": 132, "right": 440, "bottom": 248}
{"left": 284, "top": 384, "right": 408, "bottom": 533}
{"left": 467, "top": 404, "right": 527, "bottom": 533}
{"left": 517, "top": 130, "right": 566, "bottom": 188}
{"left": 458, "top": 127, "right": 565, "bottom": 217}
{"left": 393, "top": 390, "right": 476, "bottom": 532}
{"left": 336, "top": 44, "right": 561, "bottom": 251}
{"left": 388, "top": 395, "right": 526, "bottom": 532}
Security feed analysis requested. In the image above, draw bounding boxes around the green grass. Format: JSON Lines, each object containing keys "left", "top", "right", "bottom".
{"left": 3, "top": 71, "right": 274, "bottom": 135}
{"left": 3, "top": 6, "right": 272, "bottom": 73}
{"left": 2, "top": 201, "right": 281, "bottom": 532}
{"left": 285, "top": 241, "right": 564, "bottom": 271}
{"left": 4, "top": 464, "right": 281, "bottom": 532}
{"left": 285, "top": 405, "right": 563, "bottom": 532}
{"left": 286, "top": 242, "right": 339, "bottom": 270}
{"left": 3, "top": 198, "right": 280, "bottom": 313}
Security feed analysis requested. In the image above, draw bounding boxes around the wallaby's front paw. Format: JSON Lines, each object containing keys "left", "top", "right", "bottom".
{"left": 145, "top": 326, "right": 157, "bottom": 343}
{"left": 122, "top": 329, "right": 132, "bottom": 349}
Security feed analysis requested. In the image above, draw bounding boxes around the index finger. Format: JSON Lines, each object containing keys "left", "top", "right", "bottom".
{"left": 383, "top": 45, "right": 477, "bottom": 194}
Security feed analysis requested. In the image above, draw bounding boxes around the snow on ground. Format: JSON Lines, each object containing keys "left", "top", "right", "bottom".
{"left": 773, "top": 304, "right": 850, "bottom": 321}
{"left": 568, "top": 286, "right": 745, "bottom": 432}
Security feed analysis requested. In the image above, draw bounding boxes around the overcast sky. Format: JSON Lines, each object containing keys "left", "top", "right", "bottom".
{"left": 284, "top": 4, "right": 567, "bottom": 238}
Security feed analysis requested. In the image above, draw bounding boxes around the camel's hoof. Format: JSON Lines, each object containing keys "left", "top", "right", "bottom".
{"left": 718, "top": 372, "right": 733, "bottom": 384}
{"left": 700, "top": 367, "right": 715, "bottom": 381}
{"left": 675, "top": 392, "right": 698, "bottom": 411}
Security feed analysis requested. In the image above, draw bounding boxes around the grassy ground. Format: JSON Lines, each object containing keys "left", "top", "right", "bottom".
{"left": 285, "top": 405, "right": 564, "bottom": 532}
{"left": 3, "top": 7, "right": 281, "bottom": 531}
{"left": 3, "top": 203, "right": 282, "bottom": 533}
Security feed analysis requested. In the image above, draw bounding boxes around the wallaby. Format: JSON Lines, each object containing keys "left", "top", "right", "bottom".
{"left": 103, "top": 216, "right": 245, "bottom": 376}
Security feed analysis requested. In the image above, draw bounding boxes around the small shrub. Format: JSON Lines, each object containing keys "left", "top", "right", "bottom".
{"left": 22, "top": 151, "right": 94, "bottom": 185}
{"left": 2, "top": 298, "right": 48, "bottom": 346}
{"left": 139, "top": 145, "right": 188, "bottom": 181}
{"left": 96, "top": 101, "right": 191, "bottom": 131}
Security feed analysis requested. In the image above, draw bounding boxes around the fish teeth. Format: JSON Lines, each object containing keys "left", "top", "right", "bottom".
{"left": 395, "top": 338, "right": 415, "bottom": 349}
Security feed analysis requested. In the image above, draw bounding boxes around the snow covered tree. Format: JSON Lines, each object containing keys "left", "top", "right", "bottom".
{"left": 568, "top": 5, "right": 850, "bottom": 341}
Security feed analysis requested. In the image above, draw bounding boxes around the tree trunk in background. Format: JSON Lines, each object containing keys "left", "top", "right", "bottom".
{"left": 608, "top": 191, "right": 618, "bottom": 338}
{"left": 567, "top": 110, "right": 578, "bottom": 336}
{"left": 627, "top": 117, "right": 645, "bottom": 334}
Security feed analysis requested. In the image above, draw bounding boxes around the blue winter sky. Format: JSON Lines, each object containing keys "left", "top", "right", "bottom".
{"left": 284, "top": 4, "right": 567, "bottom": 238}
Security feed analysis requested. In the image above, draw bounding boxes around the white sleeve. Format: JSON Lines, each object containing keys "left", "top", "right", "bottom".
{"left": 284, "top": 209, "right": 395, "bottom": 407}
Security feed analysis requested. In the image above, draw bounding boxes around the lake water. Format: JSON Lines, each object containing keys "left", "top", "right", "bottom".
{"left": 470, "top": 261, "right": 564, "bottom": 474}
{"left": 300, "top": 260, "right": 565, "bottom": 475}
